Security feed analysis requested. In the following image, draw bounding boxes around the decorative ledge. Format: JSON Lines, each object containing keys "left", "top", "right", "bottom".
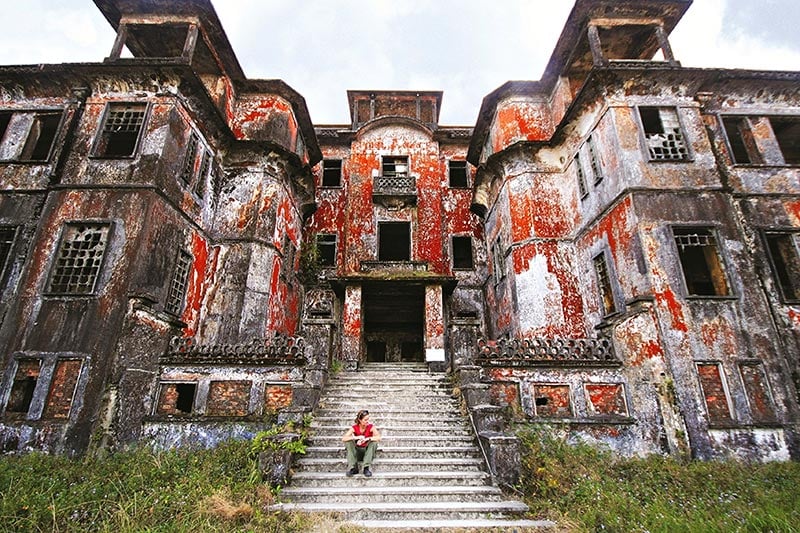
{"left": 163, "top": 334, "right": 307, "bottom": 366}
{"left": 476, "top": 336, "right": 619, "bottom": 367}
{"left": 360, "top": 260, "right": 428, "bottom": 273}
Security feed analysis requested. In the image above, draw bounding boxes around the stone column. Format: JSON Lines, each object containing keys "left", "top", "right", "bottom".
{"left": 424, "top": 284, "right": 445, "bottom": 369}
{"left": 342, "top": 284, "right": 362, "bottom": 369}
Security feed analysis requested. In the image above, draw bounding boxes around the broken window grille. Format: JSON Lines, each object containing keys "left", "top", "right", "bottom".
{"left": 587, "top": 135, "right": 604, "bottom": 184}
{"left": 6, "top": 359, "right": 41, "bottom": 416}
{"left": 322, "top": 159, "right": 342, "bottom": 187}
{"left": 281, "top": 237, "right": 296, "bottom": 280}
{"left": 19, "top": 112, "right": 62, "bottom": 162}
{"left": 378, "top": 222, "right": 411, "bottom": 261}
{"left": 47, "top": 223, "right": 111, "bottom": 295}
{"left": 673, "top": 227, "right": 730, "bottom": 296}
{"left": 770, "top": 116, "right": 800, "bottom": 165}
{"left": 593, "top": 252, "right": 616, "bottom": 316}
{"left": 180, "top": 132, "right": 199, "bottom": 184}
{"left": 0, "top": 225, "right": 18, "bottom": 283}
{"left": 696, "top": 362, "right": 733, "bottom": 425}
{"left": 448, "top": 160, "right": 468, "bottom": 188}
{"left": 166, "top": 250, "right": 192, "bottom": 316}
{"left": 382, "top": 156, "right": 409, "bottom": 178}
{"left": 721, "top": 116, "right": 761, "bottom": 165}
{"left": 492, "top": 236, "right": 506, "bottom": 284}
{"left": 156, "top": 382, "right": 196, "bottom": 416}
{"left": 195, "top": 150, "right": 212, "bottom": 197}
{"left": 316, "top": 233, "right": 337, "bottom": 266}
{"left": 42, "top": 359, "right": 82, "bottom": 419}
{"left": 639, "top": 106, "right": 689, "bottom": 161}
{"left": 452, "top": 235, "right": 474, "bottom": 270}
{"left": 764, "top": 232, "right": 800, "bottom": 302}
{"left": 574, "top": 152, "right": 588, "bottom": 199}
{"left": 93, "top": 103, "right": 147, "bottom": 158}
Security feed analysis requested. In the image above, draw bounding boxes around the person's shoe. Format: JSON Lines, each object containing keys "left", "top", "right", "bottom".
{"left": 346, "top": 467, "right": 358, "bottom": 477}
{"left": 363, "top": 466, "right": 372, "bottom": 477}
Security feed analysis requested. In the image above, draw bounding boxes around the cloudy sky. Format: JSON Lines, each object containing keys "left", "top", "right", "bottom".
{"left": 0, "top": 1, "right": 797, "bottom": 125}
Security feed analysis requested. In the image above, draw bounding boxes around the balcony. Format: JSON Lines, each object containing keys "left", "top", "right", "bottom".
{"left": 372, "top": 174, "right": 417, "bottom": 208}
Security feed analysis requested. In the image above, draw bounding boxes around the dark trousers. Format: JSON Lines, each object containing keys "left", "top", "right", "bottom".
{"left": 345, "top": 440, "right": 377, "bottom": 468}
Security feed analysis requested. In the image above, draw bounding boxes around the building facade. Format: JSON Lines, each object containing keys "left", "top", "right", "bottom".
{"left": 0, "top": 0, "right": 798, "bottom": 462}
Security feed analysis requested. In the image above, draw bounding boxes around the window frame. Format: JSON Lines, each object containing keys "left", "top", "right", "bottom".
{"left": 165, "top": 249, "right": 193, "bottom": 317}
{"left": 636, "top": 105, "right": 692, "bottom": 162}
{"left": 592, "top": 250, "right": 619, "bottom": 317}
{"left": 451, "top": 235, "right": 474, "bottom": 270}
{"left": 762, "top": 230, "right": 800, "bottom": 304}
{"left": 671, "top": 226, "right": 733, "bottom": 299}
{"left": 587, "top": 134, "right": 605, "bottom": 185}
{"left": 0, "top": 225, "right": 19, "bottom": 285}
{"left": 381, "top": 155, "right": 409, "bottom": 178}
{"left": 45, "top": 221, "right": 113, "bottom": 297}
{"left": 321, "top": 159, "right": 343, "bottom": 188}
{"left": 448, "top": 159, "right": 469, "bottom": 188}
{"left": 91, "top": 102, "right": 149, "bottom": 159}
{"left": 492, "top": 236, "right": 506, "bottom": 285}
{"left": 695, "top": 361, "right": 734, "bottom": 426}
{"left": 315, "top": 233, "right": 337, "bottom": 267}
{"left": 574, "top": 151, "right": 588, "bottom": 200}
{"left": 0, "top": 109, "right": 64, "bottom": 163}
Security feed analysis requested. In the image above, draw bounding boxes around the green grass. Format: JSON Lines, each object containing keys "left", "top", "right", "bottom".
{"left": 517, "top": 425, "right": 800, "bottom": 532}
{"left": 2, "top": 428, "right": 799, "bottom": 532}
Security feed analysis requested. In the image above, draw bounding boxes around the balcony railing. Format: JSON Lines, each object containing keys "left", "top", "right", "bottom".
{"left": 373, "top": 175, "right": 417, "bottom": 207}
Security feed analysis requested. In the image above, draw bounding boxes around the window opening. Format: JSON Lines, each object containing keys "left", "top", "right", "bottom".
{"left": 6, "top": 359, "right": 41, "bottom": 415}
{"left": 639, "top": 106, "right": 688, "bottom": 161}
{"left": 166, "top": 250, "right": 192, "bottom": 316}
{"left": 175, "top": 383, "right": 196, "bottom": 414}
{"left": 574, "top": 152, "right": 588, "bottom": 199}
{"left": 696, "top": 363, "right": 733, "bottom": 425}
{"left": 20, "top": 112, "right": 61, "bottom": 161}
{"left": 316, "top": 233, "right": 336, "bottom": 266}
{"left": 378, "top": 222, "right": 411, "bottom": 261}
{"left": 673, "top": 227, "right": 730, "bottom": 296}
{"left": 0, "top": 225, "right": 17, "bottom": 282}
{"left": 47, "top": 223, "right": 110, "bottom": 295}
{"left": 587, "top": 135, "right": 604, "bottom": 184}
{"left": 382, "top": 156, "right": 409, "bottom": 178}
{"left": 322, "top": 159, "right": 342, "bottom": 187}
{"left": 531, "top": 384, "right": 572, "bottom": 417}
{"left": 180, "top": 132, "right": 199, "bottom": 183}
{"left": 770, "top": 117, "right": 800, "bottom": 165}
{"left": 452, "top": 236, "right": 473, "bottom": 269}
{"left": 0, "top": 111, "right": 12, "bottom": 142}
{"left": 765, "top": 232, "right": 800, "bottom": 302}
{"left": 448, "top": 160, "right": 468, "bottom": 188}
{"left": 722, "top": 117, "right": 761, "bottom": 165}
{"left": 593, "top": 252, "right": 616, "bottom": 316}
{"left": 93, "top": 103, "right": 146, "bottom": 157}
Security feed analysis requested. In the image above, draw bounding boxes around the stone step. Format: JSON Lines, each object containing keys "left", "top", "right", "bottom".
{"left": 289, "top": 471, "right": 492, "bottom": 488}
{"left": 269, "top": 501, "right": 530, "bottom": 521}
{"left": 326, "top": 379, "right": 449, "bottom": 386}
{"left": 313, "top": 411, "right": 463, "bottom": 422}
{"left": 305, "top": 445, "right": 482, "bottom": 460}
{"left": 294, "top": 457, "right": 486, "bottom": 473}
{"left": 279, "top": 485, "right": 506, "bottom": 504}
{"left": 350, "top": 518, "right": 554, "bottom": 530}
{"left": 312, "top": 414, "right": 467, "bottom": 424}
{"left": 307, "top": 435, "right": 476, "bottom": 447}
{"left": 310, "top": 426, "right": 475, "bottom": 438}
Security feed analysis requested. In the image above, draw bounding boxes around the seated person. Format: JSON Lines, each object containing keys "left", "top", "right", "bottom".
{"left": 342, "top": 409, "right": 381, "bottom": 477}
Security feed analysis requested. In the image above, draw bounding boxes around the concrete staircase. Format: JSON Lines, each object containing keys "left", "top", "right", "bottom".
{"left": 272, "top": 362, "right": 551, "bottom": 530}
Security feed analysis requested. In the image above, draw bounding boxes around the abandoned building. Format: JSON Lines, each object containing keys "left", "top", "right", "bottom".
{"left": 0, "top": 0, "right": 798, "bottom": 468}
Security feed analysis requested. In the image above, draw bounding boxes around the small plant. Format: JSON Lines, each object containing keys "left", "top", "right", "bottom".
{"left": 330, "top": 358, "right": 344, "bottom": 375}
{"left": 298, "top": 237, "right": 322, "bottom": 285}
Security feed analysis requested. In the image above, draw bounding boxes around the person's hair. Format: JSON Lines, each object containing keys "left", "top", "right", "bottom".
{"left": 355, "top": 409, "right": 369, "bottom": 424}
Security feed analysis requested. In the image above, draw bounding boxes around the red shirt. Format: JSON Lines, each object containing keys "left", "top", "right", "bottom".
{"left": 352, "top": 423, "right": 373, "bottom": 447}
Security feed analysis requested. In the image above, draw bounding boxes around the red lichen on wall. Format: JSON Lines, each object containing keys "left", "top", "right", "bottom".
{"left": 206, "top": 380, "right": 250, "bottom": 416}
{"left": 42, "top": 359, "right": 82, "bottom": 419}
{"left": 230, "top": 96, "right": 298, "bottom": 153}
{"left": 700, "top": 318, "right": 738, "bottom": 359}
{"left": 266, "top": 385, "right": 293, "bottom": 410}
{"left": 182, "top": 232, "right": 212, "bottom": 337}
{"left": 786, "top": 199, "right": 800, "bottom": 226}
{"left": 490, "top": 382, "right": 519, "bottom": 407}
{"left": 509, "top": 175, "right": 575, "bottom": 240}
{"left": 697, "top": 363, "right": 733, "bottom": 424}
{"left": 654, "top": 286, "right": 688, "bottom": 333}
{"left": 585, "top": 383, "right": 627, "bottom": 416}
{"left": 530, "top": 383, "right": 572, "bottom": 417}
{"left": 491, "top": 101, "right": 553, "bottom": 154}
